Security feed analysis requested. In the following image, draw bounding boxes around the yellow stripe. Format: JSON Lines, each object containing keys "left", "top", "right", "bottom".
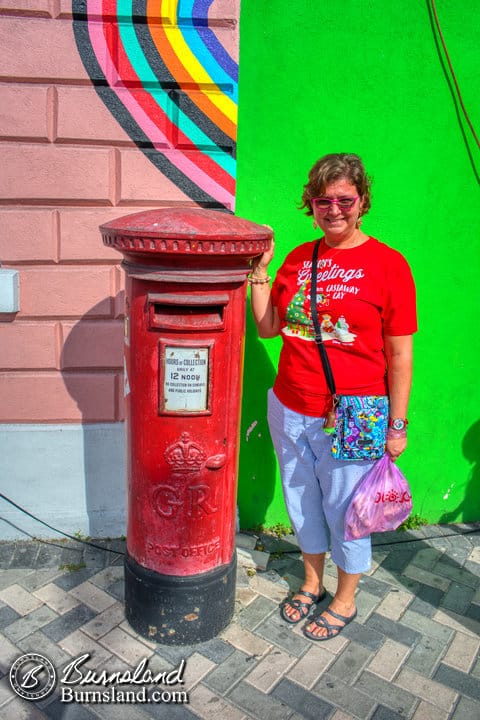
{"left": 163, "top": 1, "right": 237, "bottom": 125}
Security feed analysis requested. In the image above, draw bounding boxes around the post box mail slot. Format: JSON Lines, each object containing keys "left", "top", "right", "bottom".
{"left": 148, "top": 292, "right": 229, "bottom": 332}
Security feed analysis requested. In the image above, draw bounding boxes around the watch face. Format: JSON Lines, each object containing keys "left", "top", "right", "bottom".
{"left": 392, "top": 418, "right": 406, "bottom": 431}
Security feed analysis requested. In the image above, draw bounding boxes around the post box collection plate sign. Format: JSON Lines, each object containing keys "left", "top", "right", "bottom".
{"left": 163, "top": 346, "right": 210, "bottom": 413}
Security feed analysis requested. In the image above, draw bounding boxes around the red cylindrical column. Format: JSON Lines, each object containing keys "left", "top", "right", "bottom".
{"left": 100, "top": 208, "right": 272, "bottom": 644}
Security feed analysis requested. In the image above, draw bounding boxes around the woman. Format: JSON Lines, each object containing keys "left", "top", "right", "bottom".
{"left": 249, "top": 153, "right": 417, "bottom": 641}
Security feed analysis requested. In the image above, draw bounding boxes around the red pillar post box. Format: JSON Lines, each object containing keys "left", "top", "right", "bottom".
{"left": 100, "top": 208, "right": 272, "bottom": 644}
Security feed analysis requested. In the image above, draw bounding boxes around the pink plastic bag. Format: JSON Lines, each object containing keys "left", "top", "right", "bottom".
{"left": 344, "top": 454, "right": 412, "bottom": 540}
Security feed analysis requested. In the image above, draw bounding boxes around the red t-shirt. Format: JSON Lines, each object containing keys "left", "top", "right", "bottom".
{"left": 271, "top": 237, "right": 417, "bottom": 416}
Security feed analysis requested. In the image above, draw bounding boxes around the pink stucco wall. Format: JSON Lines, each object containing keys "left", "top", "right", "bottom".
{"left": 0, "top": 4, "right": 239, "bottom": 423}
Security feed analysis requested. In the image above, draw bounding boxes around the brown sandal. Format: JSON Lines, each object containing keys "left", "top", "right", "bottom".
{"left": 280, "top": 588, "right": 326, "bottom": 624}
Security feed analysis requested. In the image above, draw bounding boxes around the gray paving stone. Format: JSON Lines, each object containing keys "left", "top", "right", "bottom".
{"left": 402, "top": 596, "right": 437, "bottom": 619}
{"left": 17, "top": 629, "right": 71, "bottom": 667}
{"left": 408, "top": 584, "right": 444, "bottom": 617}
{"left": 313, "top": 671, "right": 376, "bottom": 719}
{"left": 371, "top": 531, "right": 402, "bottom": 546}
{"left": 154, "top": 643, "right": 200, "bottom": 666}
{"left": 83, "top": 702, "right": 152, "bottom": 720}
{"left": 195, "top": 637, "right": 237, "bottom": 664}
{"left": 341, "top": 621, "right": 385, "bottom": 650}
{"left": 228, "top": 679, "right": 293, "bottom": 720}
{"left": 450, "top": 694, "right": 480, "bottom": 720}
{"left": 0, "top": 695, "right": 50, "bottom": 719}
{"left": 466, "top": 602, "right": 480, "bottom": 623}
{"left": 3, "top": 604, "right": 59, "bottom": 642}
{"left": 434, "top": 561, "right": 479, "bottom": 590}
{"left": 105, "top": 537, "right": 126, "bottom": 552}
{"left": 254, "top": 614, "right": 310, "bottom": 657}
{"left": 441, "top": 583, "right": 475, "bottom": 614}
{"left": 0, "top": 542, "right": 15, "bottom": 568}
{"left": 271, "top": 677, "right": 335, "bottom": 719}
{"left": 354, "top": 670, "right": 417, "bottom": 716}
{"left": 18, "top": 568, "right": 64, "bottom": 592}
{"left": 134, "top": 701, "right": 200, "bottom": 720}
{"left": 104, "top": 579, "right": 124, "bottom": 602}
{"left": 202, "top": 647, "right": 255, "bottom": 694}
{"left": 0, "top": 568, "right": 35, "bottom": 591}
{"left": 237, "top": 594, "right": 277, "bottom": 630}
{"left": 401, "top": 610, "right": 454, "bottom": 643}
{"left": 405, "top": 634, "right": 447, "bottom": 676}
{"left": 355, "top": 589, "right": 384, "bottom": 621}
{"left": 327, "top": 641, "right": 373, "bottom": 684}
{"left": 81, "top": 552, "right": 108, "bottom": 573}
{"left": 380, "top": 550, "right": 413, "bottom": 574}
{"left": 268, "top": 555, "right": 304, "bottom": 579}
{"left": 434, "top": 662, "right": 480, "bottom": 701}
{"left": 10, "top": 541, "right": 40, "bottom": 567}
{"left": 364, "top": 613, "right": 421, "bottom": 647}
{"left": 357, "top": 575, "right": 393, "bottom": 598}
{"left": 258, "top": 532, "right": 300, "bottom": 554}
{"left": 53, "top": 568, "right": 98, "bottom": 591}
{"left": 60, "top": 541, "right": 85, "bottom": 565}
{"left": 425, "top": 524, "right": 452, "bottom": 535}
{"left": 409, "top": 547, "right": 445, "bottom": 571}
{"left": 88, "top": 565, "right": 124, "bottom": 591}
{"left": 373, "top": 568, "right": 420, "bottom": 594}
{"left": 0, "top": 604, "right": 20, "bottom": 628}
{"left": 33, "top": 544, "right": 65, "bottom": 568}
{"left": 370, "top": 705, "right": 406, "bottom": 720}
{"left": 434, "top": 545, "right": 469, "bottom": 563}
{"left": 155, "top": 637, "right": 233, "bottom": 666}
{"left": 235, "top": 564, "right": 251, "bottom": 588}
{"left": 42, "top": 698, "right": 99, "bottom": 720}
{"left": 41, "top": 603, "right": 96, "bottom": 642}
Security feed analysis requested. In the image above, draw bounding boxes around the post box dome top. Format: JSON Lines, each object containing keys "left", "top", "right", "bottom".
{"left": 100, "top": 208, "right": 273, "bottom": 261}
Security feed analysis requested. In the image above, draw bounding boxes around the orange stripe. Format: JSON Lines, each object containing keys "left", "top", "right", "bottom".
{"left": 147, "top": 0, "right": 237, "bottom": 141}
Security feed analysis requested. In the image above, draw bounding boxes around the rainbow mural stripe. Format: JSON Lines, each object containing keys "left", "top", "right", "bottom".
{"left": 72, "top": 0, "right": 238, "bottom": 209}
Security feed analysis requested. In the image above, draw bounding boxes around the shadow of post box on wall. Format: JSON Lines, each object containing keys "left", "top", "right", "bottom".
{"left": 100, "top": 208, "right": 272, "bottom": 644}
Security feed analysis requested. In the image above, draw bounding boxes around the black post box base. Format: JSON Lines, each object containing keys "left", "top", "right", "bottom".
{"left": 124, "top": 551, "right": 237, "bottom": 645}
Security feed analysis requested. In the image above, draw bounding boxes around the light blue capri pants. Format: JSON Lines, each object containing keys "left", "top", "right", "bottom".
{"left": 267, "top": 389, "right": 374, "bottom": 574}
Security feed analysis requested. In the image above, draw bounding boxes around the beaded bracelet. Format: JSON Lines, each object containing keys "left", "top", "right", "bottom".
{"left": 247, "top": 274, "right": 271, "bottom": 284}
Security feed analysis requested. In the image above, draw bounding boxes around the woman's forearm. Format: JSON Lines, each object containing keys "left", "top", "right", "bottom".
{"left": 385, "top": 335, "right": 413, "bottom": 418}
{"left": 384, "top": 334, "right": 413, "bottom": 460}
{"left": 250, "top": 282, "right": 280, "bottom": 338}
{"left": 249, "top": 242, "right": 280, "bottom": 338}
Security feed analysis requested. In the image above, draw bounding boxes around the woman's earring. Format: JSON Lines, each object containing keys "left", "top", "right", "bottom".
{"left": 313, "top": 220, "right": 318, "bottom": 229}
{"left": 356, "top": 216, "right": 363, "bottom": 228}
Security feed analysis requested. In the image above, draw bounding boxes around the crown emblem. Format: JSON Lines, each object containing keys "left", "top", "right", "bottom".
{"left": 164, "top": 432, "right": 206, "bottom": 472}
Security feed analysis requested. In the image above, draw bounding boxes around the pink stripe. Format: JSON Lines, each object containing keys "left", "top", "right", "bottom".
{"left": 86, "top": 1, "right": 235, "bottom": 208}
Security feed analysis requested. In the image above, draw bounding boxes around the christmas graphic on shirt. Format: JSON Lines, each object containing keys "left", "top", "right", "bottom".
{"left": 284, "top": 263, "right": 359, "bottom": 345}
{"left": 270, "top": 237, "right": 417, "bottom": 416}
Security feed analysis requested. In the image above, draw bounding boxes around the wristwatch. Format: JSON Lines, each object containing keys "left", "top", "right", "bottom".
{"left": 388, "top": 418, "right": 409, "bottom": 431}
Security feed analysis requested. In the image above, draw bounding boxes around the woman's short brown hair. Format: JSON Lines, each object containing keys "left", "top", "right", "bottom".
{"left": 300, "top": 153, "right": 372, "bottom": 217}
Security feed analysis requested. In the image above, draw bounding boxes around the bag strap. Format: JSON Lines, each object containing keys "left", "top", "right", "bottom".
{"left": 310, "top": 239, "right": 337, "bottom": 398}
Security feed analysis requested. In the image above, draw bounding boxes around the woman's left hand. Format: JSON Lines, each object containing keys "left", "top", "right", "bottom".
{"left": 386, "top": 435, "right": 407, "bottom": 462}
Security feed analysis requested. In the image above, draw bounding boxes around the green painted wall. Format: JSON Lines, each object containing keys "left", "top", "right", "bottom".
{"left": 235, "top": 0, "right": 480, "bottom": 529}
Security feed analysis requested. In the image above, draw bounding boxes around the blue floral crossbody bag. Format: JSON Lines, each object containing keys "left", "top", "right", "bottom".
{"left": 310, "top": 240, "right": 388, "bottom": 461}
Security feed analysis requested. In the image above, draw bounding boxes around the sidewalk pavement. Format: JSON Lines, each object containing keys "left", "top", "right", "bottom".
{"left": 0, "top": 524, "right": 479, "bottom": 720}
